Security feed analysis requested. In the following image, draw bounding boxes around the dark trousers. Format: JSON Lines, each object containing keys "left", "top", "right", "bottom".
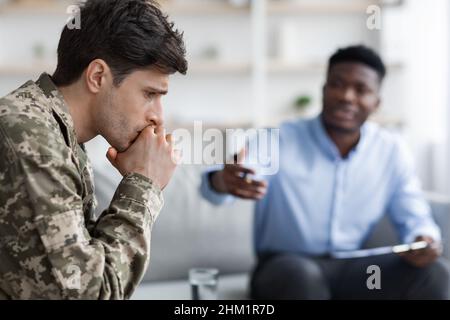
{"left": 250, "top": 252, "right": 450, "bottom": 299}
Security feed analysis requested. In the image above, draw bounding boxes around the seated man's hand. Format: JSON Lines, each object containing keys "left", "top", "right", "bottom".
{"left": 106, "top": 126, "right": 180, "bottom": 190}
{"left": 210, "top": 149, "right": 268, "bottom": 200}
{"left": 398, "top": 235, "right": 442, "bottom": 268}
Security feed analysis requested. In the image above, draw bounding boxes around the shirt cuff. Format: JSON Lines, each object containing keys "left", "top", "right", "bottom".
{"left": 402, "top": 225, "right": 442, "bottom": 244}
{"left": 200, "top": 168, "right": 235, "bottom": 206}
{"left": 114, "top": 172, "right": 164, "bottom": 215}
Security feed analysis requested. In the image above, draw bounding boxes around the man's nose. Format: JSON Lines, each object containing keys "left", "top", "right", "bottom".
{"left": 147, "top": 100, "right": 164, "bottom": 128}
{"left": 341, "top": 87, "right": 357, "bottom": 103}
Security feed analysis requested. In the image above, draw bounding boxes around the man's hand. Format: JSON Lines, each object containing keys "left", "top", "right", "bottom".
{"left": 106, "top": 126, "right": 180, "bottom": 190}
{"left": 398, "top": 235, "right": 442, "bottom": 268}
{"left": 210, "top": 149, "right": 268, "bottom": 200}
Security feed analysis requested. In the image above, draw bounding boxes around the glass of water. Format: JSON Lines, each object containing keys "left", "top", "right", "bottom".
{"left": 189, "top": 268, "right": 219, "bottom": 300}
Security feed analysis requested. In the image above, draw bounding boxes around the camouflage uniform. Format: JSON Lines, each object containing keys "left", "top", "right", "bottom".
{"left": 0, "top": 73, "right": 163, "bottom": 299}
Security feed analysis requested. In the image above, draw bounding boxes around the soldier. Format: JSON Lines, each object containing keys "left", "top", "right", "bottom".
{"left": 0, "top": 0, "right": 187, "bottom": 299}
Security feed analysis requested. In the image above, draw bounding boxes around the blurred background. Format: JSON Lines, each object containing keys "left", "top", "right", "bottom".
{"left": 0, "top": 0, "right": 449, "bottom": 195}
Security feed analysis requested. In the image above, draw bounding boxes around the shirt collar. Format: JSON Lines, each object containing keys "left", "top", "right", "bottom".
{"left": 309, "top": 113, "right": 367, "bottom": 161}
{"left": 35, "top": 73, "right": 78, "bottom": 149}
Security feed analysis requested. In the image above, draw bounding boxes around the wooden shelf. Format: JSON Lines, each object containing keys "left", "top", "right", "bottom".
{"left": 0, "top": 0, "right": 73, "bottom": 15}
{"left": 0, "top": 0, "right": 383, "bottom": 16}
{"left": 0, "top": 61, "right": 249, "bottom": 76}
{"left": 0, "top": 63, "right": 56, "bottom": 76}
{"left": 268, "top": 60, "right": 325, "bottom": 73}
{"left": 0, "top": 0, "right": 250, "bottom": 16}
{"left": 0, "top": 0, "right": 402, "bottom": 17}
{"left": 181, "top": 59, "right": 403, "bottom": 75}
{"left": 0, "top": 61, "right": 404, "bottom": 76}
{"left": 268, "top": 0, "right": 382, "bottom": 15}
{"left": 268, "top": 60, "right": 404, "bottom": 74}
{"left": 160, "top": 0, "right": 250, "bottom": 15}
{"left": 188, "top": 61, "right": 250, "bottom": 74}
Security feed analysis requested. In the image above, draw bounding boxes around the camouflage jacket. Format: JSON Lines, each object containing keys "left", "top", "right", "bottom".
{"left": 0, "top": 73, "right": 163, "bottom": 299}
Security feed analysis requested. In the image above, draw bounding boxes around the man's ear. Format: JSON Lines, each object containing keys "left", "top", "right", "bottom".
{"left": 85, "top": 59, "right": 110, "bottom": 94}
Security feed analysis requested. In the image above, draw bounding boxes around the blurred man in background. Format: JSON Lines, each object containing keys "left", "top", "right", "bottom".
{"left": 201, "top": 45, "right": 449, "bottom": 299}
{"left": 0, "top": 0, "right": 186, "bottom": 299}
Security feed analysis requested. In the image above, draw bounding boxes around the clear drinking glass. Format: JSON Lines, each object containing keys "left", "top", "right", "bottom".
{"left": 189, "top": 268, "right": 219, "bottom": 300}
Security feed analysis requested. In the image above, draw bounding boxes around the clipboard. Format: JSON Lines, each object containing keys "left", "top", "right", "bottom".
{"left": 330, "top": 240, "right": 429, "bottom": 259}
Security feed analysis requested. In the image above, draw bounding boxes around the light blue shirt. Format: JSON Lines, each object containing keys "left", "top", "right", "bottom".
{"left": 200, "top": 115, "right": 441, "bottom": 256}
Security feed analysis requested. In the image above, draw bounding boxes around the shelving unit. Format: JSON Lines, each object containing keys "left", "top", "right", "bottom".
{"left": 0, "top": 0, "right": 406, "bottom": 127}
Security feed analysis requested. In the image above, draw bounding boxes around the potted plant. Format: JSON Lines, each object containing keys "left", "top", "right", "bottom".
{"left": 293, "top": 94, "right": 312, "bottom": 115}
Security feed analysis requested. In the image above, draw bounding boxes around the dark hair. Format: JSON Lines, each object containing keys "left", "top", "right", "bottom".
{"left": 52, "top": 0, "right": 187, "bottom": 86}
{"left": 327, "top": 45, "right": 386, "bottom": 81}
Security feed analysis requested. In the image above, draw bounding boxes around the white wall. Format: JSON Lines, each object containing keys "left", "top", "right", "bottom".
{"left": 382, "top": 0, "right": 450, "bottom": 192}
{"left": 0, "top": 0, "right": 449, "bottom": 192}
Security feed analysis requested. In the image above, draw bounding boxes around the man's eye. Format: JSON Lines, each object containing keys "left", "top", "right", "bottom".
{"left": 329, "top": 80, "right": 344, "bottom": 88}
{"left": 356, "top": 86, "right": 370, "bottom": 95}
{"left": 146, "top": 92, "right": 156, "bottom": 101}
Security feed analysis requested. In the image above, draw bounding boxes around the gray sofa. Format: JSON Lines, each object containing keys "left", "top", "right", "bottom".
{"left": 85, "top": 137, "right": 450, "bottom": 300}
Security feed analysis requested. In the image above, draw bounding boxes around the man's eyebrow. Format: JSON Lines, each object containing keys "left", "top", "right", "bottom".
{"left": 145, "top": 86, "right": 168, "bottom": 95}
{"left": 328, "top": 74, "right": 345, "bottom": 82}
